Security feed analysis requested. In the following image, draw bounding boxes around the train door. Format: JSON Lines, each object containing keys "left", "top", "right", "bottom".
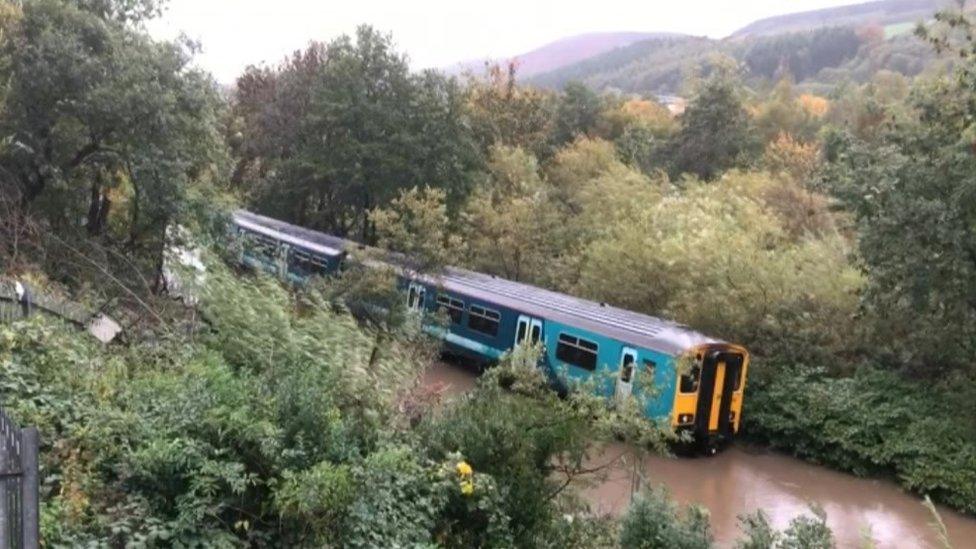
{"left": 515, "top": 315, "right": 543, "bottom": 347}
{"left": 615, "top": 347, "right": 638, "bottom": 401}
{"left": 275, "top": 242, "right": 291, "bottom": 279}
{"left": 407, "top": 282, "right": 426, "bottom": 313}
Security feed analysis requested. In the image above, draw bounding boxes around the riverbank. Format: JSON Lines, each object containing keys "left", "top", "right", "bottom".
{"left": 424, "top": 360, "right": 976, "bottom": 548}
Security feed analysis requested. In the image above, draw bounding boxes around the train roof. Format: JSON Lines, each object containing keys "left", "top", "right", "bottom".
{"left": 232, "top": 210, "right": 720, "bottom": 355}
{"left": 234, "top": 210, "right": 348, "bottom": 258}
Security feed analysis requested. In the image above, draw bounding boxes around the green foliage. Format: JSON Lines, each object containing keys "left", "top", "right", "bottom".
{"left": 551, "top": 81, "right": 605, "bottom": 146}
{"left": 736, "top": 507, "right": 834, "bottom": 549}
{"left": 736, "top": 510, "right": 779, "bottom": 549}
{"left": 461, "top": 145, "right": 566, "bottom": 283}
{"left": 666, "top": 66, "right": 761, "bottom": 180}
{"left": 1, "top": 0, "right": 226, "bottom": 243}
{"left": 276, "top": 461, "right": 354, "bottom": 542}
{"left": 341, "top": 446, "right": 448, "bottom": 547}
{"left": 72, "top": 0, "right": 164, "bottom": 22}
{"left": 619, "top": 487, "right": 712, "bottom": 549}
{"left": 576, "top": 171, "right": 862, "bottom": 361}
{"left": 822, "top": 7, "right": 976, "bottom": 374}
{"left": 233, "top": 26, "right": 480, "bottom": 242}
{"left": 752, "top": 79, "right": 827, "bottom": 144}
{"left": 371, "top": 186, "right": 464, "bottom": 275}
{"left": 746, "top": 365, "right": 976, "bottom": 514}
{"left": 742, "top": 26, "right": 862, "bottom": 82}
{"left": 464, "top": 62, "right": 556, "bottom": 159}
{"left": 418, "top": 345, "right": 673, "bottom": 547}
{"left": 0, "top": 263, "right": 433, "bottom": 544}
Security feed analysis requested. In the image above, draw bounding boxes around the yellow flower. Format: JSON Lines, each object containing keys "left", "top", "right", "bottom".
{"left": 460, "top": 480, "right": 474, "bottom": 496}
{"left": 456, "top": 461, "right": 473, "bottom": 477}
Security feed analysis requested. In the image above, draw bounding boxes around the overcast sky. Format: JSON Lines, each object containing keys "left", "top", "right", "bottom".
{"left": 147, "top": 0, "right": 861, "bottom": 83}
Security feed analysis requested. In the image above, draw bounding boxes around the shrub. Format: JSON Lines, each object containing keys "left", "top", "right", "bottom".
{"left": 619, "top": 487, "right": 712, "bottom": 549}
{"left": 745, "top": 365, "right": 976, "bottom": 514}
{"left": 736, "top": 507, "right": 834, "bottom": 549}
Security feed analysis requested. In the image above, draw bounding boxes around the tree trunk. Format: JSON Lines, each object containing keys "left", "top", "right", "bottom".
{"left": 86, "top": 171, "right": 112, "bottom": 237}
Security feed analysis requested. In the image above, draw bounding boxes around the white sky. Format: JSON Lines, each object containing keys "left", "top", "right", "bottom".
{"left": 147, "top": 0, "right": 860, "bottom": 83}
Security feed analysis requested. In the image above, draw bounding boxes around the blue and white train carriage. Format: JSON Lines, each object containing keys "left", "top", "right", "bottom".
{"left": 231, "top": 210, "right": 750, "bottom": 448}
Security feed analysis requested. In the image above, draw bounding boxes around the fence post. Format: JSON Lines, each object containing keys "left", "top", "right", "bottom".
{"left": 19, "top": 427, "right": 37, "bottom": 549}
{"left": 0, "top": 423, "right": 8, "bottom": 549}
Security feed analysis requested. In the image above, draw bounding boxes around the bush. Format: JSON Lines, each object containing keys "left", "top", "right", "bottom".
{"left": 0, "top": 264, "right": 433, "bottom": 545}
{"left": 619, "top": 487, "right": 711, "bottom": 549}
{"left": 736, "top": 507, "right": 834, "bottom": 549}
{"left": 745, "top": 365, "right": 976, "bottom": 514}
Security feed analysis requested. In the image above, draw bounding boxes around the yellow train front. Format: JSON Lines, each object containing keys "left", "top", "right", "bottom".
{"left": 671, "top": 344, "right": 749, "bottom": 453}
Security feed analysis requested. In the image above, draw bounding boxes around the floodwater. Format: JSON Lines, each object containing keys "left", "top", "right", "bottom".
{"left": 422, "top": 360, "right": 976, "bottom": 548}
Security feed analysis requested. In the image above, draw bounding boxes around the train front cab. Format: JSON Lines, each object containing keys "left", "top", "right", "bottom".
{"left": 671, "top": 344, "right": 749, "bottom": 453}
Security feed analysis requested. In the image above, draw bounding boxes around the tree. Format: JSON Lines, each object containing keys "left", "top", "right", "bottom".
{"left": 551, "top": 81, "right": 603, "bottom": 146}
{"left": 370, "top": 186, "right": 463, "bottom": 275}
{"left": 821, "top": 6, "right": 976, "bottom": 374}
{"left": 598, "top": 97, "right": 675, "bottom": 141}
{"left": 752, "top": 78, "right": 826, "bottom": 144}
{"left": 237, "top": 27, "right": 480, "bottom": 242}
{"left": 762, "top": 132, "right": 820, "bottom": 183}
{"left": 464, "top": 62, "right": 556, "bottom": 160}
{"left": 0, "top": 0, "right": 226, "bottom": 286}
{"left": 72, "top": 0, "right": 164, "bottom": 22}
{"left": 598, "top": 97, "right": 675, "bottom": 175}
{"left": 666, "top": 63, "right": 760, "bottom": 180}
{"left": 460, "top": 146, "right": 567, "bottom": 285}
{"left": 576, "top": 171, "right": 861, "bottom": 361}
{"left": 228, "top": 44, "right": 326, "bottom": 189}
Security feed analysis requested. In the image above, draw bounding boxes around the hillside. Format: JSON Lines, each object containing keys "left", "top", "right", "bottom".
{"left": 731, "top": 0, "right": 944, "bottom": 38}
{"left": 528, "top": 21, "right": 941, "bottom": 95}
{"left": 527, "top": 36, "right": 715, "bottom": 93}
{"left": 445, "top": 32, "right": 682, "bottom": 77}
{"left": 522, "top": 0, "right": 947, "bottom": 95}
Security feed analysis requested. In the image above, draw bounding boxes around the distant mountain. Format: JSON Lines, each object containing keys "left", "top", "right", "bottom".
{"left": 525, "top": 0, "right": 949, "bottom": 95}
{"left": 444, "top": 32, "right": 684, "bottom": 78}
{"left": 527, "top": 36, "right": 715, "bottom": 94}
{"left": 730, "top": 0, "right": 944, "bottom": 38}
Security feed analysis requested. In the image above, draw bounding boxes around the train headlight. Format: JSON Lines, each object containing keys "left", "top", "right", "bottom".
{"left": 678, "top": 413, "right": 695, "bottom": 425}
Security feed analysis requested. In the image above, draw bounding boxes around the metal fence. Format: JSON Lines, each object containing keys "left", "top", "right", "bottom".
{"left": 0, "top": 408, "right": 38, "bottom": 549}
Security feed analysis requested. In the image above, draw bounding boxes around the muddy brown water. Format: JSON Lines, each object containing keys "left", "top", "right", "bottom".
{"left": 422, "top": 361, "right": 976, "bottom": 548}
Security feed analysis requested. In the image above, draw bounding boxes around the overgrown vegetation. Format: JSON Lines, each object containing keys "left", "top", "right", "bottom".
{"left": 2, "top": 0, "right": 976, "bottom": 545}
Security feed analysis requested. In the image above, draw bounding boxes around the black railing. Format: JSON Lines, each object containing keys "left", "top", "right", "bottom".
{"left": 0, "top": 408, "right": 38, "bottom": 549}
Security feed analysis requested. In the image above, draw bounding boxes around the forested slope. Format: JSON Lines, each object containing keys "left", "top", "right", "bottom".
{"left": 529, "top": 1, "right": 945, "bottom": 94}
{"left": 731, "top": 0, "right": 944, "bottom": 37}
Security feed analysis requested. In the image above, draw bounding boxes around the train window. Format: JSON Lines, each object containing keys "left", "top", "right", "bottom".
{"left": 247, "top": 232, "right": 278, "bottom": 256}
{"left": 680, "top": 363, "right": 701, "bottom": 393}
{"left": 556, "top": 333, "right": 598, "bottom": 371}
{"left": 291, "top": 248, "right": 330, "bottom": 276}
{"left": 643, "top": 359, "right": 656, "bottom": 381}
{"left": 468, "top": 305, "right": 500, "bottom": 336}
{"left": 530, "top": 324, "right": 542, "bottom": 344}
{"left": 516, "top": 321, "right": 527, "bottom": 343}
{"left": 436, "top": 295, "right": 465, "bottom": 324}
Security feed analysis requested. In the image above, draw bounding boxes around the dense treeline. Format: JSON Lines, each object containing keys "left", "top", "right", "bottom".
{"left": 1, "top": 0, "right": 975, "bottom": 545}
{"left": 529, "top": 22, "right": 943, "bottom": 95}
